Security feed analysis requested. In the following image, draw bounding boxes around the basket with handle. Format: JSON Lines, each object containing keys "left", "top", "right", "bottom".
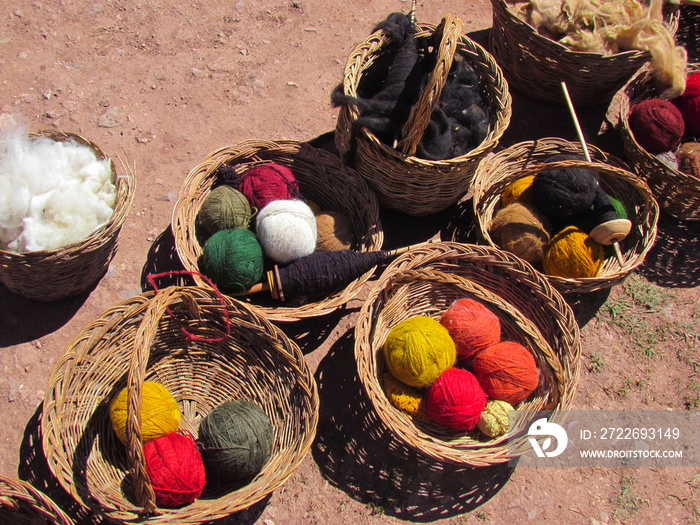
{"left": 469, "top": 138, "right": 659, "bottom": 294}
{"left": 619, "top": 62, "right": 700, "bottom": 220}
{"left": 334, "top": 10, "right": 511, "bottom": 216}
{"left": 0, "top": 475, "right": 74, "bottom": 525}
{"left": 0, "top": 130, "right": 135, "bottom": 301}
{"left": 354, "top": 241, "right": 581, "bottom": 466}
{"left": 41, "top": 284, "right": 319, "bottom": 524}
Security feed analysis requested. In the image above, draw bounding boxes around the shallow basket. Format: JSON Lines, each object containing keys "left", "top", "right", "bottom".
{"left": 334, "top": 17, "right": 512, "bottom": 216}
{"left": 41, "top": 286, "right": 319, "bottom": 524}
{"left": 354, "top": 241, "right": 581, "bottom": 466}
{"left": 0, "top": 475, "right": 74, "bottom": 525}
{"left": 0, "top": 130, "right": 135, "bottom": 301}
{"left": 489, "top": 0, "right": 679, "bottom": 107}
{"left": 470, "top": 138, "right": 659, "bottom": 294}
{"left": 619, "top": 63, "right": 700, "bottom": 220}
{"left": 171, "top": 139, "right": 383, "bottom": 323}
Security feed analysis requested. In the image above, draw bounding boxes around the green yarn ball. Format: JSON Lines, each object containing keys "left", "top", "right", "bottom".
{"left": 197, "top": 399, "right": 274, "bottom": 484}
{"left": 197, "top": 185, "right": 253, "bottom": 237}
{"left": 198, "top": 228, "right": 263, "bottom": 293}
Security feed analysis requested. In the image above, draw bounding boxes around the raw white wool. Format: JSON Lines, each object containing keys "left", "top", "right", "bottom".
{"left": 0, "top": 129, "right": 116, "bottom": 252}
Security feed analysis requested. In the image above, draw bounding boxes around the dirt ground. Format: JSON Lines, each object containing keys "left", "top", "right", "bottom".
{"left": 1, "top": 1, "right": 700, "bottom": 524}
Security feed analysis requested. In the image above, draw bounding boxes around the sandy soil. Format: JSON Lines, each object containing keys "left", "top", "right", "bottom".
{"left": 1, "top": 1, "right": 700, "bottom": 524}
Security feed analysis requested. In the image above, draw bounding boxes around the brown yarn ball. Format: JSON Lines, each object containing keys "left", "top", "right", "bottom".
{"left": 315, "top": 210, "right": 355, "bottom": 251}
{"left": 490, "top": 202, "right": 551, "bottom": 264}
{"left": 677, "top": 142, "right": 700, "bottom": 177}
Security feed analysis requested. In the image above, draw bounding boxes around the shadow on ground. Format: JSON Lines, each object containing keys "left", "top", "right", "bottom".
{"left": 312, "top": 330, "right": 514, "bottom": 522}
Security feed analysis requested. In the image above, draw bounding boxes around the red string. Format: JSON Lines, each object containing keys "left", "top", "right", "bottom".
{"left": 145, "top": 271, "right": 231, "bottom": 343}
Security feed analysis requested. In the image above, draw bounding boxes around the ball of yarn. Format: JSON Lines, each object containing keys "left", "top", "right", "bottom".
{"left": 501, "top": 175, "right": 534, "bottom": 207}
{"left": 109, "top": 381, "right": 181, "bottom": 444}
{"left": 144, "top": 430, "right": 206, "bottom": 508}
{"left": 677, "top": 142, "right": 700, "bottom": 177}
{"left": 255, "top": 199, "right": 317, "bottom": 264}
{"left": 382, "top": 373, "right": 430, "bottom": 422}
{"left": 678, "top": 72, "right": 700, "bottom": 137}
{"left": 628, "top": 98, "right": 685, "bottom": 154}
{"left": 305, "top": 199, "right": 322, "bottom": 215}
{"left": 472, "top": 341, "right": 540, "bottom": 406}
{"left": 477, "top": 399, "right": 513, "bottom": 438}
{"left": 198, "top": 228, "right": 263, "bottom": 292}
{"left": 656, "top": 151, "right": 679, "bottom": 170}
{"left": 531, "top": 154, "right": 599, "bottom": 223}
{"left": 197, "top": 399, "right": 274, "bottom": 484}
{"left": 238, "top": 162, "right": 300, "bottom": 210}
{"left": 383, "top": 316, "right": 457, "bottom": 388}
{"left": 315, "top": 210, "right": 354, "bottom": 251}
{"left": 423, "top": 367, "right": 487, "bottom": 431}
{"left": 197, "top": 185, "right": 252, "bottom": 237}
{"left": 489, "top": 202, "right": 551, "bottom": 264}
{"left": 543, "top": 225, "right": 604, "bottom": 279}
{"left": 439, "top": 298, "right": 501, "bottom": 362}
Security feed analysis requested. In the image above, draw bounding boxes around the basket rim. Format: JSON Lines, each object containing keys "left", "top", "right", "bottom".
{"left": 0, "top": 475, "right": 75, "bottom": 525}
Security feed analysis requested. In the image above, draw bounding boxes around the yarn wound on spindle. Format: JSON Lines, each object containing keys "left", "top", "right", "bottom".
{"left": 490, "top": 202, "right": 551, "bottom": 264}
{"left": 471, "top": 341, "right": 540, "bottom": 406}
{"left": 543, "top": 225, "right": 604, "bottom": 279}
{"left": 198, "top": 228, "right": 264, "bottom": 293}
{"left": 423, "top": 367, "right": 487, "bottom": 431}
{"left": 439, "top": 298, "right": 501, "bottom": 362}
{"left": 197, "top": 185, "right": 252, "bottom": 238}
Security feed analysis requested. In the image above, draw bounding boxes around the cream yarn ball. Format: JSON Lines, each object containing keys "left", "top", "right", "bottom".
{"left": 255, "top": 199, "right": 317, "bottom": 263}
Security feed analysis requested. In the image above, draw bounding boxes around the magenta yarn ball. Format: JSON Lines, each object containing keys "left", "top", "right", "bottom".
{"left": 424, "top": 367, "right": 487, "bottom": 431}
{"left": 628, "top": 98, "right": 685, "bottom": 154}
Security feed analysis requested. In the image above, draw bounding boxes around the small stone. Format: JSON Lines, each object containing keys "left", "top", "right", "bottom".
{"left": 97, "top": 106, "right": 121, "bottom": 128}
{"left": 234, "top": 2, "right": 245, "bottom": 12}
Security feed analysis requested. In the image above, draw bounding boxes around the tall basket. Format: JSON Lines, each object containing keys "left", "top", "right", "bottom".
{"left": 335, "top": 13, "right": 511, "bottom": 216}
{"left": 0, "top": 130, "right": 136, "bottom": 301}
{"left": 41, "top": 286, "right": 319, "bottom": 524}
{"left": 355, "top": 242, "right": 581, "bottom": 466}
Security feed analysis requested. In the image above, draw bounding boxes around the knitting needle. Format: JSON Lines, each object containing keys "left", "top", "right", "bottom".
{"left": 560, "top": 81, "right": 626, "bottom": 266}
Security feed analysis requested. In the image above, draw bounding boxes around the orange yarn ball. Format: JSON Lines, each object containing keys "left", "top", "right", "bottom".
{"left": 424, "top": 367, "right": 487, "bottom": 431}
{"left": 439, "top": 298, "right": 501, "bottom": 362}
{"left": 471, "top": 341, "right": 539, "bottom": 405}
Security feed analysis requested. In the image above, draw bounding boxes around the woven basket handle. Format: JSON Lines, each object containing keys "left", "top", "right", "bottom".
{"left": 397, "top": 13, "right": 463, "bottom": 157}
{"left": 124, "top": 286, "right": 198, "bottom": 515}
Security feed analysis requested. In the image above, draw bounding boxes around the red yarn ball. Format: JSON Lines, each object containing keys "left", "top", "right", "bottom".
{"left": 628, "top": 98, "right": 685, "bottom": 154}
{"left": 679, "top": 72, "right": 700, "bottom": 137}
{"left": 472, "top": 341, "right": 540, "bottom": 406}
{"left": 439, "top": 298, "right": 501, "bottom": 362}
{"left": 424, "top": 367, "right": 487, "bottom": 431}
{"left": 144, "top": 430, "right": 206, "bottom": 508}
{"left": 238, "top": 162, "right": 300, "bottom": 210}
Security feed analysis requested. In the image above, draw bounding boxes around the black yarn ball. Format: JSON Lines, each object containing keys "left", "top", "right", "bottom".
{"left": 531, "top": 154, "right": 599, "bottom": 223}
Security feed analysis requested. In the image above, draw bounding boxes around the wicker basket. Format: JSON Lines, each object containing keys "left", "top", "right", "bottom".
{"left": 354, "top": 241, "right": 581, "bottom": 466}
{"left": 619, "top": 63, "right": 700, "bottom": 220}
{"left": 171, "top": 139, "right": 383, "bottom": 323}
{"left": 470, "top": 138, "right": 659, "bottom": 294}
{"left": 676, "top": 4, "right": 700, "bottom": 62}
{"left": 0, "top": 130, "right": 136, "bottom": 301}
{"left": 489, "top": 0, "right": 679, "bottom": 107}
{"left": 41, "top": 286, "right": 319, "bottom": 524}
{"left": 0, "top": 475, "right": 74, "bottom": 525}
{"left": 334, "top": 14, "right": 512, "bottom": 216}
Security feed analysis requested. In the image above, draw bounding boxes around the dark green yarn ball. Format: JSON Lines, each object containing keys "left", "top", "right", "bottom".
{"left": 198, "top": 228, "right": 263, "bottom": 293}
{"left": 197, "top": 399, "right": 274, "bottom": 484}
{"left": 197, "top": 185, "right": 253, "bottom": 237}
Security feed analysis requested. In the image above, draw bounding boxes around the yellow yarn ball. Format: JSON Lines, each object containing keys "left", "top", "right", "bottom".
{"left": 501, "top": 176, "right": 535, "bottom": 207}
{"left": 477, "top": 400, "right": 513, "bottom": 438}
{"left": 543, "top": 225, "right": 604, "bottom": 279}
{"left": 109, "top": 381, "right": 181, "bottom": 444}
{"left": 382, "top": 373, "right": 430, "bottom": 422}
{"left": 383, "top": 316, "right": 456, "bottom": 388}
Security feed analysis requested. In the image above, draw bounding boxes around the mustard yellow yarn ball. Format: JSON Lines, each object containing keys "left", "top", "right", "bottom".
{"left": 382, "top": 373, "right": 430, "bottom": 422}
{"left": 383, "top": 316, "right": 457, "bottom": 388}
{"left": 543, "top": 225, "right": 604, "bottom": 279}
{"left": 477, "top": 399, "right": 513, "bottom": 438}
{"left": 109, "top": 381, "right": 181, "bottom": 444}
{"left": 501, "top": 176, "right": 535, "bottom": 207}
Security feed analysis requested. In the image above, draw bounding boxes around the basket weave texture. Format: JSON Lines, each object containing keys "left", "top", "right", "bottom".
{"left": 171, "top": 139, "right": 383, "bottom": 322}
{"left": 489, "top": 0, "right": 679, "bottom": 107}
{"left": 470, "top": 138, "right": 659, "bottom": 294}
{"left": 41, "top": 286, "right": 319, "bottom": 524}
{"left": 619, "top": 63, "right": 700, "bottom": 221}
{"left": 355, "top": 242, "right": 581, "bottom": 467}
{"left": 0, "top": 475, "right": 74, "bottom": 525}
{"left": 334, "top": 17, "right": 512, "bottom": 217}
{"left": 0, "top": 130, "right": 135, "bottom": 301}
{"left": 676, "top": 4, "right": 700, "bottom": 62}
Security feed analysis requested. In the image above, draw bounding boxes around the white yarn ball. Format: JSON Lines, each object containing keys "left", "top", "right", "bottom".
{"left": 255, "top": 199, "right": 317, "bottom": 264}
